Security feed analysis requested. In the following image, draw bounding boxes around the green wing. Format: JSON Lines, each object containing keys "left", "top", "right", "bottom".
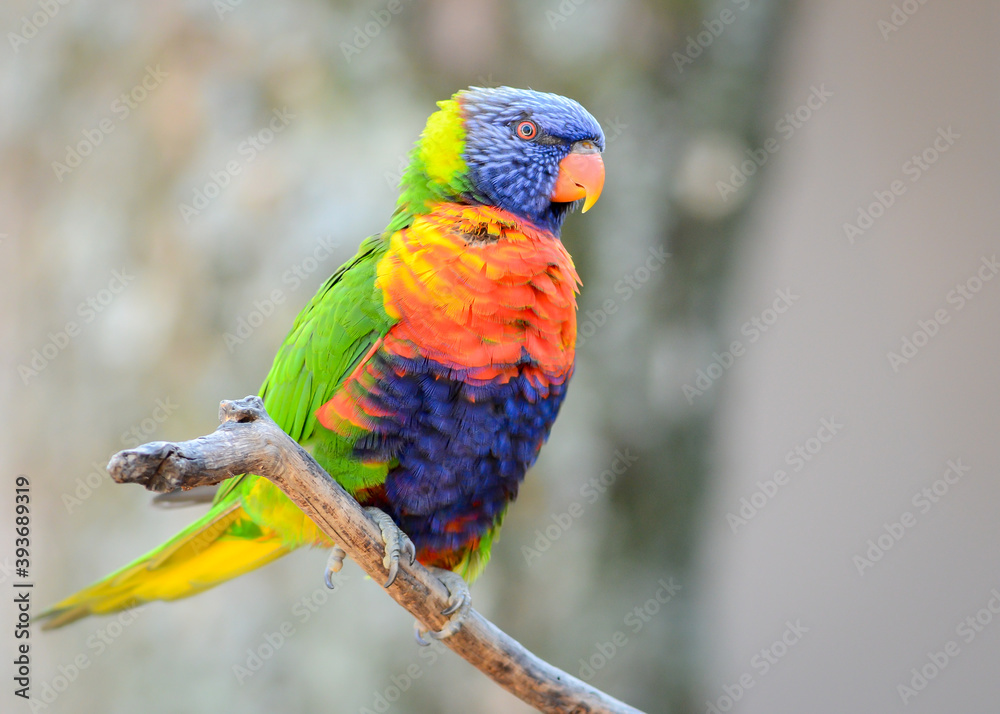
{"left": 36, "top": 236, "right": 400, "bottom": 628}
{"left": 214, "top": 234, "right": 395, "bottom": 506}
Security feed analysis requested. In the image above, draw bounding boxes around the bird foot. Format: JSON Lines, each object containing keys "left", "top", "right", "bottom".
{"left": 414, "top": 567, "right": 471, "bottom": 646}
{"left": 365, "top": 507, "right": 416, "bottom": 588}
{"left": 324, "top": 546, "right": 347, "bottom": 589}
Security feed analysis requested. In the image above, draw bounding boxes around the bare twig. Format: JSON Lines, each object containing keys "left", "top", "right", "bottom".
{"left": 108, "top": 396, "right": 644, "bottom": 714}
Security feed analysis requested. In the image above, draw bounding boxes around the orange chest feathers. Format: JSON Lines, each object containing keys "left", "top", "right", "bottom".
{"left": 375, "top": 204, "right": 580, "bottom": 383}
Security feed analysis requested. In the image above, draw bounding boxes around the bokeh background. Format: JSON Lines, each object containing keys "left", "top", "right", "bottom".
{"left": 2, "top": 1, "right": 997, "bottom": 712}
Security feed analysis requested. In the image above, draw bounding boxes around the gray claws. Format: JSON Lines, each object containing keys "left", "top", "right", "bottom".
{"left": 440, "top": 600, "right": 462, "bottom": 617}
{"left": 414, "top": 567, "right": 471, "bottom": 646}
{"left": 324, "top": 546, "right": 346, "bottom": 589}
{"left": 414, "top": 621, "right": 435, "bottom": 647}
{"left": 365, "top": 507, "right": 416, "bottom": 588}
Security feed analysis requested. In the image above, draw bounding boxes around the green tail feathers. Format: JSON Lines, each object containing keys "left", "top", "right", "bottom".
{"left": 38, "top": 499, "right": 291, "bottom": 630}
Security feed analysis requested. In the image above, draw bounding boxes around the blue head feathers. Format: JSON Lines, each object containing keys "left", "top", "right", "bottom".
{"left": 458, "top": 86, "right": 605, "bottom": 232}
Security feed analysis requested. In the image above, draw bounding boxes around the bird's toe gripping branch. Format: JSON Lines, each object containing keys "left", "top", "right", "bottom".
{"left": 414, "top": 567, "right": 472, "bottom": 646}
{"left": 324, "top": 546, "right": 347, "bottom": 589}
{"left": 327, "top": 505, "right": 415, "bottom": 589}
{"left": 359, "top": 508, "right": 471, "bottom": 644}
{"left": 365, "top": 507, "right": 417, "bottom": 588}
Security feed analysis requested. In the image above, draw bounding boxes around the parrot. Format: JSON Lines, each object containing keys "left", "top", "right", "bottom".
{"left": 39, "top": 86, "right": 606, "bottom": 639}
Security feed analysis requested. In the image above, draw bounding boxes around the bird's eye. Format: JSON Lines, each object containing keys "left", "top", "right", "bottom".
{"left": 515, "top": 120, "right": 538, "bottom": 140}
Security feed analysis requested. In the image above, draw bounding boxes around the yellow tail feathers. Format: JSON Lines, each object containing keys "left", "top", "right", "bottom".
{"left": 38, "top": 501, "right": 291, "bottom": 630}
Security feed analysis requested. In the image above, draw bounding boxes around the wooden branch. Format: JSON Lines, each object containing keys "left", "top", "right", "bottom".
{"left": 108, "top": 396, "right": 644, "bottom": 714}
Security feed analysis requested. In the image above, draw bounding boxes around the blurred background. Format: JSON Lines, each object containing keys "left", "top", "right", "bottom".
{"left": 1, "top": 1, "right": 997, "bottom": 712}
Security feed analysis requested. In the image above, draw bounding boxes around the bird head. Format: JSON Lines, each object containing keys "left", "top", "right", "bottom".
{"left": 390, "top": 86, "right": 606, "bottom": 234}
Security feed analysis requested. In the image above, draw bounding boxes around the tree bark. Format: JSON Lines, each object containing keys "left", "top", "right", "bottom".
{"left": 108, "top": 396, "right": 644, "bottom": 714}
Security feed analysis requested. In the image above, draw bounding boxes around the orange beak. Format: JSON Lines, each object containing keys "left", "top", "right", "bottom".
{"left": 550, "top": 149, "right": 605, "bottom": 213}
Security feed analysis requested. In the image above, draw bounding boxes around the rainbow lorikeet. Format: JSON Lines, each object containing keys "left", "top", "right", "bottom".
{"left": 39, "top": 87, "right": 606, "bottom": 637}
